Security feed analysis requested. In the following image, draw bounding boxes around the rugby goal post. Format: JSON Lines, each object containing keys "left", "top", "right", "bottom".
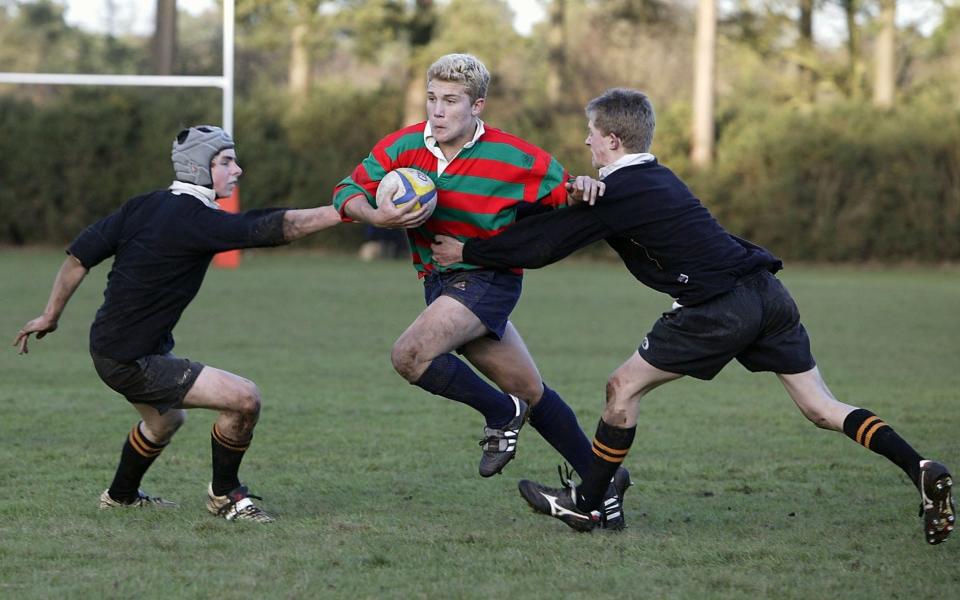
{"left": 0, "top": 0, "right": 242, "bottom": 268}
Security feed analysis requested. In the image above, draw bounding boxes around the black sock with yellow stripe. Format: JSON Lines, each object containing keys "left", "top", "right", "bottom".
{"left": 211, "top": 424, "right": 251, "bottom": 496}
{"left": 108, "top": 422, "right": 166, "bottom": 503}
{"left": 842, "top": 408, "right": 923, "bottom": 486}
{"left": 576, "top": 419, "right": 636, "bottom": 512}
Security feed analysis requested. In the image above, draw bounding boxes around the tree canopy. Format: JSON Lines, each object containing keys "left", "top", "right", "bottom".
{"left": 1, "top": 0, "right": 958, "bottom": 260}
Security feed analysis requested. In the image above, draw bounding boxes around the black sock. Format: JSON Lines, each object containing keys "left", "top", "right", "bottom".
{"left": 528, "top": 383, "right": 592, "bottom": 477}
{"left": 842, "top": 408, "right": 923, "bottom": 486}
{"left": 108, "top": 423, "right": 166, "bottom": 503}
{"left": 211, "top": 424, "right": 250, "bottom": 496}
{"left": 577, "top": 419, "right": 636, "bottom": 512}
{"left": 413, "top": 353, "right": 516, "bottom": 428}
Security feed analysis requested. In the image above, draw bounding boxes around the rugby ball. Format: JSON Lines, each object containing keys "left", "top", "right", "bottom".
{"left": 376, "top": 168, "right": 437, "bottom": 218}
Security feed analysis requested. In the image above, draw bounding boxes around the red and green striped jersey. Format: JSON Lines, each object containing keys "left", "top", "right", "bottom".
{"left": 333, "top": 121, "right": 569, "bottom": 276}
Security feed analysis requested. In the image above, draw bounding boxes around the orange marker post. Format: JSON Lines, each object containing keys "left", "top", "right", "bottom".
{"left": 213, "top": 185, "right": 241, "bottom": 268}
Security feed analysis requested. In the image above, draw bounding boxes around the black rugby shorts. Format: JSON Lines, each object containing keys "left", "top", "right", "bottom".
{"left": 638, "top": 270, "right": 816, "bottom": 380}
{"left": 91, "top": 351, "right": 205, "bottom": 414}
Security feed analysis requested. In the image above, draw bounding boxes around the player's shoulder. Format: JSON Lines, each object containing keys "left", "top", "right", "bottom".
{"left": 89, "top": 189, "right": 180, "bottom": 237}
{"left": 377, "top": 122, "right": 427, "bottom": 149}
{"left": 480, "top": 125, "right": 552, "bottom": 158}
{"left": 127, "top": 188, "right": 170, "bottom": 204}
{"left": 117, "top": 189, "right": 173, "bottom": 216}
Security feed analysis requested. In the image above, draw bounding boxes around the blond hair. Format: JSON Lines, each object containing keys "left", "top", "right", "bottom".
{"left": 426, "top": 54, "right": 490, "bottom": 102}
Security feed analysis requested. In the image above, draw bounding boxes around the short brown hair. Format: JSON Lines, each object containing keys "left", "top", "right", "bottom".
{"left": 585, "top": 88, "right": 655, "bottom": 153}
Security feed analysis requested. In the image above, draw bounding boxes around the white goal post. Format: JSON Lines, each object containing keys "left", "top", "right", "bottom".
{"left": 0, "top": 0, "right": 236, "bottom": 133}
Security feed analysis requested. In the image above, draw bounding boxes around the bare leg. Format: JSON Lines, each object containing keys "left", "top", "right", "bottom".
{"left": 604, "top": 351, "right": 683, "bottom": 428}
{"left": 777, "top": 366, "right": 856, "bottom": 431}
{"left": 574, "top": 351, "right": 684, "bottom": 511}
{"left": 182, "top": 366, "right": 270, "bottom": 514}
{"left": 134, "top": 404, "right": 186, "bottom": 444}
{"left": 182, "top": 366, "right": 262, "bottom": 441}
{"left": 461, "top": 321, "right": 544, "bottom": 405}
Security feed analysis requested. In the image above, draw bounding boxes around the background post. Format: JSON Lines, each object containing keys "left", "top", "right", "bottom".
{"left": 213, "top": 185, "right": 241, "bottom": 268}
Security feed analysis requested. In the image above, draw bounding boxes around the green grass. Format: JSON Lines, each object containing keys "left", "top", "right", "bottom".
{"left": 1, "top": 249, "right": 958, "bottom": 599}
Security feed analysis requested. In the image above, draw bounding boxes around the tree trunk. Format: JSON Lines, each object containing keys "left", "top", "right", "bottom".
{"left": 545, "top": 0, "right": 566, "bottom": 108}
{"left": 402, "top": 0, "right": 436, "bottom": 126}
{"left": 843, "top": 0, "right": 864, "bottom": 98}
{"left": 153, "top": 0, "right": 177, "bottom": 75}
{"left": 403, "top": 74, "right": 425, "bottom": 126}
{"left": 873, "top": 0, "right": 896, "bottom": 108}
{"left": 798, "top": 0, "right": 816, "bottom": 101}
{"left": 288, "top": 21, "right": 311, "bottom": 107}
{"left": 691, "top": 0, "right": 716, "bottom": 168}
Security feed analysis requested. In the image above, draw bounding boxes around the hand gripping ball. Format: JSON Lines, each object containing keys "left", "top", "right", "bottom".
{"left": 376, "top": 168, "right": 438, "bottom": 218}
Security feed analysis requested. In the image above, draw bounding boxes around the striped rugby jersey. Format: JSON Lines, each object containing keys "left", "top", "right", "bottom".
{"left": 333, "top": 121, "right": 569, "bottom": 276}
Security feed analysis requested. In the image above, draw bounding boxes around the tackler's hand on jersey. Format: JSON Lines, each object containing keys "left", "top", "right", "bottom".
{"left": 431, "top": 235, "right": 464, "bottom": 267}
{"left": 566, "top": 175, "right": 605, "bottom": 206}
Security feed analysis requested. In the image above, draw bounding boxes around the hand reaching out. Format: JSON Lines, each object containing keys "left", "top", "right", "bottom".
{"left": 12, "top": 315, "right": 58, "bottom": 354}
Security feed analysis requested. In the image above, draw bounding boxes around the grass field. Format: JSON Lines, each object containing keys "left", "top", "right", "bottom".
{"left": 1, "top": 249, "right": 958, "bottom": 599}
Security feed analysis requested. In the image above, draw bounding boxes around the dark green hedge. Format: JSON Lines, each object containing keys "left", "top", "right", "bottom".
{"left": 0, "top": 87, "right": 216, "bottom": 244}
{"left": 2, "top": 88, "right": 958, "bottom": 261}
{"left": 0, "top": 85, "right": 399, "bottom": 250}
{"left": 690, "top": 103, "right": 960, "bottom": 261}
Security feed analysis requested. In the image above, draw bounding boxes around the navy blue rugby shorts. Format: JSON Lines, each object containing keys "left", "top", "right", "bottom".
{"left": 638, "top": 270, "right": 816, "bottom": 380}
{"left": 91, "top": 351, "right": 205, "bottom": 414}
{"left": 423, "top": 269, "right": 522, "bottom": 340}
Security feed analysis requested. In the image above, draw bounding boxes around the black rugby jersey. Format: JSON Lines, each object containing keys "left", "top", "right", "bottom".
{"left": 68, "top": 190, "right": 287, "bottom": 361}
{"left": 462, "top": 159, "right": 781, "bottom": 306}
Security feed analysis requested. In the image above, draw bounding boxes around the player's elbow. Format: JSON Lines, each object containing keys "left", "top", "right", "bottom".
{"left": 524, "top": 244, "right": 556, "bottom": 269}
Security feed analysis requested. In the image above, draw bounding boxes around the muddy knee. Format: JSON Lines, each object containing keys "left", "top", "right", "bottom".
{"left": 391, "top": 340, "right": 428, "bottom": 382}
{"left": 605, "top": 372, "right": 634, "bottom": 405}
{"left": 604, "top": 376, "right": 635, "bottom": 426}
{"left": 237, "top": 381, "right": 262, "bottom": 418}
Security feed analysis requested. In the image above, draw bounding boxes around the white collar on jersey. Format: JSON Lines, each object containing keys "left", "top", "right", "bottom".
{"left": 169, "top": 180, "right": 221, "bottom": 210}
{"left": 423, "top": 119, "right": 486, "bottom": 176}
{"left": 598, "top": 153, "right": 656, "bottom": 180}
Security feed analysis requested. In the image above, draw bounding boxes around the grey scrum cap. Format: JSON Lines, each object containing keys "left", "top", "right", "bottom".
{"left": 171, "top": 125, "right": 235, "bottom": 186}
